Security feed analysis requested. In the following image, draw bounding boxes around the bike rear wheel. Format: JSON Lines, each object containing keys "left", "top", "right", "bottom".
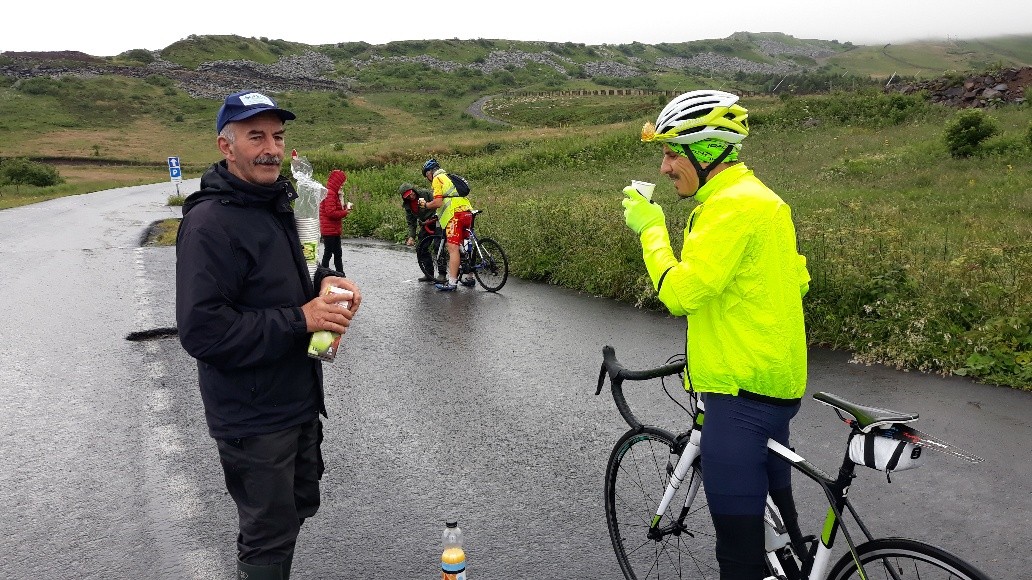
{"left": 471, "top": 237, "right": 509, "bottom": 292}
{"left": 826, "top": 538, "right": 990, "bottom": 580}
{"left": 416, "top": 235, "right": 446, "bottom": 279}
{"left": 605, "top": 427, "right": 718, "bottom": 580}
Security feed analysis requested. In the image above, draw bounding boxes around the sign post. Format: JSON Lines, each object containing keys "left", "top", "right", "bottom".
{"left": 168, "top": 156, "right": 182, "bottom": 195}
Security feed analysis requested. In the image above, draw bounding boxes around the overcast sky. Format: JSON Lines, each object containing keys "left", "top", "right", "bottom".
{"left": 4, "top": 1, "right": 1031, "bottom": 56}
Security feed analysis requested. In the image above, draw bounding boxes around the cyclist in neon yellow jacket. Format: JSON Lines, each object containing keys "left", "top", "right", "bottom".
{"left": 622, "top": 90, "right": 811, "bottom": 580}
{"left": 418, "top": 158, "right": 475, "bottom": 291}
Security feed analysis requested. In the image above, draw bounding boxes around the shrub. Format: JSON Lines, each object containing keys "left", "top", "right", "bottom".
{"left": 978, "top": 135, "right": 1026, "bottom": 157}
{"left": 0, "top": 158, "right": 63, "bottom": 187}
{"left": 956, "top": 307, "right": 1032, "bottom": 388}
{"left": 751, "top": 91, "right": 932, "bottom": 130}
{"left": 943, "top": 109, "right": 999, "bottom": 157}
{"left": 16, "top": 77, "right": 62, "bottom": 96}
{"left": 122, "top": 49, "right": 155, "bottom": 64}
{"left": 144, "top": 74, "right": 173, "bottom": 87}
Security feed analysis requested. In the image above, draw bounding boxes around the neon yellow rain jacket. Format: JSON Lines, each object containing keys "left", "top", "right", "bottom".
{"left": 431, "top": 169, "right": 473, "bottom": 227}
{"left": 638, "top": 163, "right": 810, "bottom": 399}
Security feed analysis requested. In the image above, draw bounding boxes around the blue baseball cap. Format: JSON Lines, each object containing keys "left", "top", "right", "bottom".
{"left": 216, "top": 90, "right": 296, "bottom": 133}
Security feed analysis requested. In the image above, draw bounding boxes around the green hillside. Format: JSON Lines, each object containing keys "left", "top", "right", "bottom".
{"left": 160, "top": 34, "right": 312, "bottom": 69}
{"left": 824, "top": 35, "right": 1032, "bottom": 77}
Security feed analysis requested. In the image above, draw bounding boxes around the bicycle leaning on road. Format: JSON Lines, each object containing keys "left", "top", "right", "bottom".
{"left": 417, "top": 209, "right": 509, "bottom": 292}
{"left": 595, "top": 345, "right": 990, "bottom": 580}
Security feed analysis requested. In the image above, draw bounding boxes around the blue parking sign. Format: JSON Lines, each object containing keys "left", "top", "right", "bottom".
{"left": 168, "top": 156, "right": 182, "bottom": 183}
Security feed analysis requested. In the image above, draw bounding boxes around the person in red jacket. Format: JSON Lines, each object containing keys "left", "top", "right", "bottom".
{"left": 319, "top": 169, "right": 351, "bottom": 273}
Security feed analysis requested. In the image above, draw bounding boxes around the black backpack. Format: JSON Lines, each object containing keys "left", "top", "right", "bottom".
{"left": 447, "top": 173, "right": 471, "bottom": 197}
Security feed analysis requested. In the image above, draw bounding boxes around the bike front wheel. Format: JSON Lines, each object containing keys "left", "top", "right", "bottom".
{"left": 826, "top": 538, "right": 990, "bottom": 580}
{"left": 605, "top": 427, "right": 718, "bottom": 580}
{"left": 471, "top": 237, "right": 509, "bottom": 292}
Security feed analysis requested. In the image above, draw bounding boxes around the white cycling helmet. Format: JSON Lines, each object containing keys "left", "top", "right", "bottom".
{"left": 642, "top": 90, "right": 749, "bottom": 145}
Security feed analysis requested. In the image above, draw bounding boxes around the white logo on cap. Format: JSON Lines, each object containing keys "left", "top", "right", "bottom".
{"left": 238, "top": 92, "right": 275, "bottom": 106}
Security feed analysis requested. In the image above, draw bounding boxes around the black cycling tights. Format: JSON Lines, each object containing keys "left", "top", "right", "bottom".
{"left": 712, "top": 513, "right": 766, "bottom": 580}
{"left": 701, "top": 393, "right": 803, "bottom": 580}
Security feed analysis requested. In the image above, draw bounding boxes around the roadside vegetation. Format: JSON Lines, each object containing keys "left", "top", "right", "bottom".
{"left": 2, "top": 36, "right": 1030, "bottom": 389}
{"left": 331, "top": 94, "right": 1031, "bottom": 390}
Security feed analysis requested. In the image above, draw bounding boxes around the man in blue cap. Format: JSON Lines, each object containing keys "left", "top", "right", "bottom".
{"left": 176, "top": 90, "right": 363, "bottom": 579}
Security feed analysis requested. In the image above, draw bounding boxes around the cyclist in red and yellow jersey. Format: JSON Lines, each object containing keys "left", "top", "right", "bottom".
{"left": 418, "top": 158, "right": 475, "bottom": 291}
{"left": 623, "top": 90, "right": 811, "bottom": 580}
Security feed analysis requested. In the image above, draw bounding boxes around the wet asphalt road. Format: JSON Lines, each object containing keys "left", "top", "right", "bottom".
{"left": 0, "top": 180, "right": 1029, "bottom": 579}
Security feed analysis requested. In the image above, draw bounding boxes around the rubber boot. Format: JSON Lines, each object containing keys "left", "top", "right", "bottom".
{"left": 237, "top": 557, "right": 284, "bottom": 580}
{"left": 711, "top": 513, "right": 767, "bottom": 580}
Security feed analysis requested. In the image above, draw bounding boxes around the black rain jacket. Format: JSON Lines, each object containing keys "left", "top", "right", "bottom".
{"left": 175, "top": 161, "right": 326, "bottom": 440}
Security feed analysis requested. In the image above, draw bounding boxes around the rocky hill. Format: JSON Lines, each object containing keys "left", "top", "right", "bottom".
{"left": 0, "top": 34, "right": 852, "bottom": 99}
{"left": 2, "top": 35, "right": 1030, "bottom": 107}
{"left": 0, "top": 50, "right": 347, "bottom": 100}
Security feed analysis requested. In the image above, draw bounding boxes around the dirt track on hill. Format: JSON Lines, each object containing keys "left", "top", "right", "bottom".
{"left": 465, "top": 95, "right": 508, "bottom": 125}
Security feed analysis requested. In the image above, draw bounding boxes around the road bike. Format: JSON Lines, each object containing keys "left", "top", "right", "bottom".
{"left": 595, "top": 345, "right": 990, "bottom": 580}
{"left": 417, "top": 209, "right": 509, "bottom": 292}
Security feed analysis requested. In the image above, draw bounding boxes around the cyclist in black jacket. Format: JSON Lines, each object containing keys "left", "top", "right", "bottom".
{"left": 175, "top": 90, "right": 362, "bottom": 580}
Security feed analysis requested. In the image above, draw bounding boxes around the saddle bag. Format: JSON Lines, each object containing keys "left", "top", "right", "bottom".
{"left": 848, "top": 430, "right": 923, "bottom": 480}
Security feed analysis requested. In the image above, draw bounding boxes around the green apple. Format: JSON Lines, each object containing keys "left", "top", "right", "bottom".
{"left": 309, "top": 330, "right": 335, "bottom": 353}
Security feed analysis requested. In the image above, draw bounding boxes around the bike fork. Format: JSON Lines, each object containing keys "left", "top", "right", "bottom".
{"left": 650, "top": 435, "right": 702, "bottom": 529}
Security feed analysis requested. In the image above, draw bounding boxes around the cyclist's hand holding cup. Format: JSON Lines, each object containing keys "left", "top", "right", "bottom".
{"left": 622, "top": 185, "right": 665, "bottom": 234}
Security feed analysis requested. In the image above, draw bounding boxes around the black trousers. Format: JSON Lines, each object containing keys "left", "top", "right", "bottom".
{"left": 216, "top": 418, "right": 324, "bottom": 565}
{"left": 321, "top": 235, "right": 343, "bottom": 272}
{"left": 416, "top": 223, "right": 444, "bottom": 277}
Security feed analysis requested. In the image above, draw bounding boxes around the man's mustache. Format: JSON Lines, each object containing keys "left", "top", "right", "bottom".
{"left": 254, "top": 155, "right": 282, "bottom": 166}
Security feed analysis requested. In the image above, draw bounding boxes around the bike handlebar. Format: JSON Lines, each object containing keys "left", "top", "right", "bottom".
{"left": 596, "top": 345, "right": 685, "bottom": 430}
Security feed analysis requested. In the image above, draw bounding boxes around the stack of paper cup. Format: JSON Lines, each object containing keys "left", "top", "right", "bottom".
{"left": 295, "top": 217, "right": 320, "bottom": 277}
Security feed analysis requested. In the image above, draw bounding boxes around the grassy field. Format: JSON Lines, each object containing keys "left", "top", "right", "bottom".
{"left": 1, "top": 63, "right": 1030, "bottom": 389}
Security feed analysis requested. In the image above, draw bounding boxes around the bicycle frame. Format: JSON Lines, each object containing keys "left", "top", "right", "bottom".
{"left": 653, "top": 397, "right": 874, "bottom": 580}
{"left": 426, "top": 213, "right": 482, "bottom": 270}
{"left": 597, "top": 346, "right": 904, "bottom": 580}
{"left": 598, "top": 345, "right": 987, "bottom": 580}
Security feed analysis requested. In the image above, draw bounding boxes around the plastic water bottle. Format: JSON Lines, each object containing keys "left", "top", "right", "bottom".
{"left": 461, "top": 238, "right": 471, "bottom": 254}
{"left": 441, "top": 521, "right": 466, "bottom": 580}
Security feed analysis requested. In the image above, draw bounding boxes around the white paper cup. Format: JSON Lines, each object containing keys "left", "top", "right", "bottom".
{"left": 295, "top": 218, "right": 319, "bottom": 235}
{"left": 631, "top": 180, "right": 656, "bottom": 202}
{"left": 346, "top": 201, "right": 354, "bottom": 210}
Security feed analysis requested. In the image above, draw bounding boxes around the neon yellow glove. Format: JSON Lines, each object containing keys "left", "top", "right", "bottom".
{"left": 621, "top": 186, "right": 665, "bottom": 234}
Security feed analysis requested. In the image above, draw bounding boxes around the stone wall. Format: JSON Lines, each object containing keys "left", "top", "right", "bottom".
{"left": 887, "top": 67, "right": 1030, "bottom": 107}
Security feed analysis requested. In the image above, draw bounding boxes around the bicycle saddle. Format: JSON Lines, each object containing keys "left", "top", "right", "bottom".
{"left": 813, "top": 392, "right": 919, "bottom": 432}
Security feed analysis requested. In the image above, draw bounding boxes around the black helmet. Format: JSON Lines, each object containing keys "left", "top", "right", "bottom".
{"left": 422, "top": 158, "right": 440, "bottom": 174}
